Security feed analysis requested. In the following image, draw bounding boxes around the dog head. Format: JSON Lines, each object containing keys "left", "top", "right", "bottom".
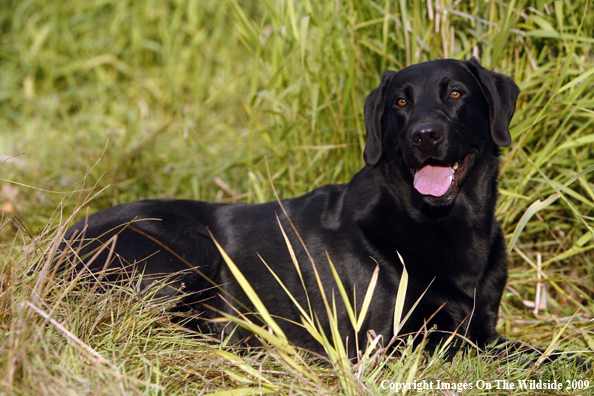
{"left": 364, "top": 58, "right": 520, "bottom": 206}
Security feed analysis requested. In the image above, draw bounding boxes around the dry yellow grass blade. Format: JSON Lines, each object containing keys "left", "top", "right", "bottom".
{"left": 208, "top": 231, "right": 291, "bottom": 349}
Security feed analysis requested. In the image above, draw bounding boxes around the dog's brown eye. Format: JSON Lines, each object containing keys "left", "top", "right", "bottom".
{"left": 450, "top": 90, "right": 462, "bottom": 99}
{"left": 396, "top": 98, "right": 407, "bottom": 107}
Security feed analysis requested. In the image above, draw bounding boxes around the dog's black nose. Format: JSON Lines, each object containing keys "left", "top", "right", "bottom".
{"left": 411, "top": 123, "right": 442, "bottom": 151}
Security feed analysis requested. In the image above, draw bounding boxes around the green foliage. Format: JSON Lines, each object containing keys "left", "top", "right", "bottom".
{"left": 1, "top": 0, "right": 593, "bottom": 394}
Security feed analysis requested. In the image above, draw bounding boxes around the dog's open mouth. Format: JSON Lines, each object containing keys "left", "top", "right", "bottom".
{"left": 412, "top": 152, "right": 475, "bottom": 197}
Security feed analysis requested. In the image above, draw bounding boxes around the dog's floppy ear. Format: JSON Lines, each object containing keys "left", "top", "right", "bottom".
{"left": 466, "top": 58, "right": 520, "bottom": 147}
{"left": 364, "top": 70, "right": 396, "bottom": 167}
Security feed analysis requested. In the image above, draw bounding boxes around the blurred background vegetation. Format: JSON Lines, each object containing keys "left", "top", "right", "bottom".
{"left": 0, "top": 0, "right": 593, "bottom": 394}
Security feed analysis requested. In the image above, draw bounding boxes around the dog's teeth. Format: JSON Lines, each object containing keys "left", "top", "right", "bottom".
{"left": 452, "top": 162, "right": 459, "bottom": 171}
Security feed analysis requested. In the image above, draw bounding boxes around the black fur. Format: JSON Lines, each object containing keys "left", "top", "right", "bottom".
{"left": 61, "top": 59, "right": 522, "bottom": 357}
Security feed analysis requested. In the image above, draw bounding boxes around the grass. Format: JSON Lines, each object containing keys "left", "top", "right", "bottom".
{"left": 1, "top": 0, "right": 593, "bottom": 394}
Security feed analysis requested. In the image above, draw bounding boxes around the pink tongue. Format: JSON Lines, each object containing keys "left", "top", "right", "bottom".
{"left": 413, "top": 164, "right": 453, "bottom": 197}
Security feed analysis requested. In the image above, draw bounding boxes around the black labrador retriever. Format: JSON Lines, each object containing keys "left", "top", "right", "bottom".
{"left": 60, "top": 58, "right": 519, "bottom": 358}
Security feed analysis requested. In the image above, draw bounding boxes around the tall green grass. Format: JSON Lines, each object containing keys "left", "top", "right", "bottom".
{"left": 1, "top": 0, "right": 593, "bottom": 394}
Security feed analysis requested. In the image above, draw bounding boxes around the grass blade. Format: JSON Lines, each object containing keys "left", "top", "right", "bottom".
{"left": 393, "top": 251, "right": 408, "bottom": 335}
{"left": 208, "top": 230, "right": 290, "bottom": 345}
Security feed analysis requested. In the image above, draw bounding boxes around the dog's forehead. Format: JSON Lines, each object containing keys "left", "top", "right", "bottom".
{"left": 392, "top": 60, "right": 474, "bottom": 89}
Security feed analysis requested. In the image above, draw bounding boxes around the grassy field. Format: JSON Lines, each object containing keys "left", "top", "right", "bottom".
{"left": 1, "top": 0, "right": 593, "bottom": 394}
